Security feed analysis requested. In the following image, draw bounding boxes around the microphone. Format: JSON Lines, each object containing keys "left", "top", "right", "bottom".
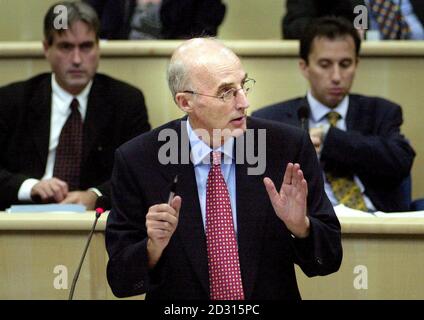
{"left": 297, "top": 105, "right": 310, "bottom": 131}
{"left": 68, "top": 207, "right": 105, "bottom": 300}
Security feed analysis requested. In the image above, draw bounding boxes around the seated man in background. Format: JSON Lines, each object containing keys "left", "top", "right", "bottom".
{"left": 0, "top": 1, "right": 151, "bottom": 211}
{"left": 84, "top": 0, "right": 226, "bottom": 40}
{"left": 253, "top": 16, "right": 415, "bottom": 212}
{"left": 282, "top": 0, "right": 424, "bottom": 40}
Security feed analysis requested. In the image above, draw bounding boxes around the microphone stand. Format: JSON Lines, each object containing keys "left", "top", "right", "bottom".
{"left": 68, "top": 208, "right": 104, "bottom": 300}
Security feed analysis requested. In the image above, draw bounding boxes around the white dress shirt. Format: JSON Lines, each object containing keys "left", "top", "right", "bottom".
{"left": 17, "top": 74, "right": 92, "bottom": 201}
{"left": 186, "top": 119, "right": 238, "bottom": 234}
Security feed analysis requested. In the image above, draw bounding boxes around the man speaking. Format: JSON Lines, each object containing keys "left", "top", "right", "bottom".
{"left": 106, "top": 38, "right": 342, "bottom": 300}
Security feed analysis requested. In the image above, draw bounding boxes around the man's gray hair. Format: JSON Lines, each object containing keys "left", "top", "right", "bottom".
{"left": 167, "top": 58, "right": 192, "bottom": 102}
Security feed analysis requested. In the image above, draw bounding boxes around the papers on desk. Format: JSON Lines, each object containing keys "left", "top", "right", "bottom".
{"left": 334, "top": 204, "right": 374, "bottom": 217}
{"left": 334, "top": 204, "right": 424, "bottom": 217}
{"left": 5, "top": 204, "right": 86, "bottom": 213}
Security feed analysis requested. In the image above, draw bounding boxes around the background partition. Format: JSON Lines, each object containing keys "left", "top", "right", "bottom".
{"left": 0, "top": 41, "right": 423, "bottom": 199}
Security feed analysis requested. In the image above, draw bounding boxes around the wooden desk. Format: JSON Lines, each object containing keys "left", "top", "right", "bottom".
{"left": 1, "top": 212, "right": 424, "bottom": 299}
{"left": 297, "top": 216, "right": 424, "bottom": 299}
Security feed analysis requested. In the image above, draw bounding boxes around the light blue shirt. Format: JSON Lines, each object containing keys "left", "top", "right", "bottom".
{"left": 365, "top": 0, "right": 424, "bottom": 40}
{"left": 186, "top": 120, "right": 238, "bottom": 234}
{"left": 307, "top": 92, "right": 376, "bottom": 211}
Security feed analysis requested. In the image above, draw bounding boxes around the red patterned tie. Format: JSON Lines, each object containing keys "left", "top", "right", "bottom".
{"left": 205, "top": 151, "right": 244, "bottom": 300}
{"left": 53, "top": 98, "right": 83, "bottom": 190}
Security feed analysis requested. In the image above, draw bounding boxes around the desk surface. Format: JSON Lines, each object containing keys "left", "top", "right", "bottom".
{"left": 1, "top": 211, "right": 424, "bottom": 299}
{"left": 1, "top": 211, "right": 424, "bottom": 234}
{"left": 0, "top": 211, "right": 108, "bottom": 230}
{"left": 1, "top": 40, "right": 424, "bottom": 57}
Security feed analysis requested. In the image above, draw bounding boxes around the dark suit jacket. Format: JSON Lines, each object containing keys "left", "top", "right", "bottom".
{"left": 282, "top": 0, "right": 424, "bottom": 39}
{"left": 85, "top": 0, "right": 226, "bottom": 40}
{"left": 252, "top": 95, "right": 416, "bottom": 212}
{"left": 0, "top": 73, "right": 150, "bottom": 210}
{"left": 106, "top": 117, "right": 342, "bottom": 300}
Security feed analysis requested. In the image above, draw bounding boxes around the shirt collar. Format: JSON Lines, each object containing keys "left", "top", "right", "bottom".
{"left": 51, "top": 73, "right": 92, "bottom": 108}
{"left": 307, "top": 91, "right": 349, "bottom": 122}
{"left": 186, "top": 119, "right": 235, "bottom": 166}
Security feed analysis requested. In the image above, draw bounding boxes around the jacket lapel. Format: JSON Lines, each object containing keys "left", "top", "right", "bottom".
{"left": 345, "top": 95, "right": 362, "bottom": 131}
{"left": 158, "top": 120, "right": 210, "bottom": 295}
{"left": 28, "top": 75, "right": 52, "bottom": 170}
{"left": 234, "top": 125, "right": 269, "bottom": 299}
{"left": 282, "top": 97, "right": 310, "bottom": 129}
{"left": 83, "top": 76, "right": 114, "bottom": 162}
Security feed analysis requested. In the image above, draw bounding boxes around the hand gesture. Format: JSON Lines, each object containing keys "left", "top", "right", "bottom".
{"left": 31, "top": 178, "right": 68, "bottom": 203}
{"left": 263, "top": 163, "right": 310, "bottom": 238}
{"left": 60, "top": 190, "right": 98, "bottom": 210}
{"left": 146, "top": 196, "right": 182, "bottom": 268}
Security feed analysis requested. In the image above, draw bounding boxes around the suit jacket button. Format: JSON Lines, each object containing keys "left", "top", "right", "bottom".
{"left": 97, "top": 146, "right": 103, "bottom": 151}
{"left": 316, "top": 257, "right": 323, "bottom": 265}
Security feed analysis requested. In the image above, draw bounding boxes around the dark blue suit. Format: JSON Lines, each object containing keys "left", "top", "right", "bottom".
{"left": 252, "top": 94, "right": 416, "bottom": 212}
{"left": 106, "top": 117, "right": 342, "bottom": 300}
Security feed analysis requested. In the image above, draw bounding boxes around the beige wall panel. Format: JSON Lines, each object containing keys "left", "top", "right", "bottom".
{"left": 98, "top": 57, "right": 185, "bottom": 128}
{"left": 0, "top": 0, "right": 59, "bottom": 41}
{"left": 220, "top": 0, "right": 284, "bottom": 39}
{"left": 296, "top": 235, "right": 424, "bottom": 299}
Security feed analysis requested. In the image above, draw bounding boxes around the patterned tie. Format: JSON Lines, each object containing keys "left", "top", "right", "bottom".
{"left": 53, "top": 98, "right": 83, "bottom": 191}
{"left": 368, "top": 0, "right": 411, "bottom": 39}
{"left": 325, "top": 112, "right": 368, "bottom": 211}
{"left": 205, "top": 151, "right": 244, "bottom": 300}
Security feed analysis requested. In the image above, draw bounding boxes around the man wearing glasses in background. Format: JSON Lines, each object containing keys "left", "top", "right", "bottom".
{"left": 105, "top": 38, "right": 342, "bottom": 300}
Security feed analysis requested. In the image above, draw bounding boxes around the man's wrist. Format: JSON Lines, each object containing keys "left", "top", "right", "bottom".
{"left": 18, "top": 178, "right": 40, "bottom": 201}
{"left": 87, "top": 187, "right": 102, "bottom": 198}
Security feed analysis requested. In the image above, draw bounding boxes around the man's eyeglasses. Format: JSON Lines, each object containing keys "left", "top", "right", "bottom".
{"left": 183, "top": 78, "right": 256, "bottom": 103}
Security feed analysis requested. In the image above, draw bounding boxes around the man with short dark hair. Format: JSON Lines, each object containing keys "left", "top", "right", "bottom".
{"left": 253, "top": 16, "right": 415, "bottom": 212}
{"left": 0, "top": 1, "right": 151, "bottom": 210}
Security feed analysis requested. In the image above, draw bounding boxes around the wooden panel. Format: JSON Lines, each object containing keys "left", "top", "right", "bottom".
{"left": 1, "top": 212, "right": 424, "bottom": 299}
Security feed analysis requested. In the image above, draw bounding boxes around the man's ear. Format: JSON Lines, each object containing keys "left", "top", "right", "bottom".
{"left": 175, "top": 92, "right": 193, "bottom": 114}
{"left": 42, "top": 40, "right": 50, "bottom": 59}
{"left": 298, "top": 58, "right": 309, "bottom": 79}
